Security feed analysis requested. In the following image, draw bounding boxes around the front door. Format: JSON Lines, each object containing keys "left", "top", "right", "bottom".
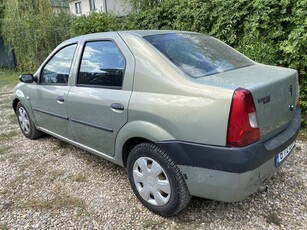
{"left": 31, "top": 44, "right": 77, "bottom": 140}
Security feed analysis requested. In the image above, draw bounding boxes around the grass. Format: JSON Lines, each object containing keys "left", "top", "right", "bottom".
{"left": 0, "top": 224, "right": 8, "bottom": 230}
{"left": 0, "top": 146, "right": 11, "bottom": 155}
{"left": 0, "top": 131, "right": 18, "bottom": 141}
{"left": 264, "top": 212, "right": 282, "bottom": 226}
{"left": 0, "top": 69, "right": 20, "bottom": 86}
{"left": 70, "top": 174, "right": 87, "bottom": 183}
{"left": 50, "top": 169, "right": 65, "bottom": 181}
{"left": 53, "top": 140, "right": 70, "bottom": 151}
{"left": 26, "top": 194, "right": 86, "bottom": 210}
{"left": 298, "top": 128, "right": 307, "bottom": 141}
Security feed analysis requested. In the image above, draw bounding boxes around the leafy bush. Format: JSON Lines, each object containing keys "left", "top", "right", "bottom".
{"left": 70, "top": 12, "right": 118, "bottom": 36}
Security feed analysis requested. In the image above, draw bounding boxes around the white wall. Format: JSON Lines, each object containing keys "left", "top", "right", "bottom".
{"left": 68, "top": 0, "right": 131, "bottom": 16}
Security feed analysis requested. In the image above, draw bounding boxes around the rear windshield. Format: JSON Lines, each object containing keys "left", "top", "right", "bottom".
{"left": 144, "top": 33, "right": 254, "bottom": 78}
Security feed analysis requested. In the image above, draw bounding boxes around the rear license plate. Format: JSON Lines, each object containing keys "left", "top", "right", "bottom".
{"left": 275, "top": 141, "right": 295, "bottom": 167}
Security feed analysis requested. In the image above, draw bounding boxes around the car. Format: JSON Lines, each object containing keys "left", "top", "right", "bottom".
{"left": 12, "top": 30, "right": 301, "bottom": 216}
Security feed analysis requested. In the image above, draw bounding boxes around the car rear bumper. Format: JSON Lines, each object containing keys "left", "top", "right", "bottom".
{"left": 156, "top": 108, "right": 301, "bottom": 202}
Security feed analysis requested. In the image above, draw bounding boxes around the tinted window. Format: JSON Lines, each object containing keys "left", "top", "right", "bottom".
{"left": 78, "top": 41, "right": 125, "bottom": 88}
{"left": 41, "top": 44, "right": 77, "bottom": 84}
{"left": 144, "top": 33, "right": 254, "bottom": 78}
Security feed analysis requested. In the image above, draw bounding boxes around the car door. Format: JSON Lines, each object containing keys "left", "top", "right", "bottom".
{"left": 67, "top": 34, "right": 134, "bottom": 156}
{"left": 30, "top": 44, "right": 77, "bottom": 140}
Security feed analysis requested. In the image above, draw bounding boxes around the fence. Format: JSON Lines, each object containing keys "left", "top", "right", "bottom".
{"left": 0, "top": 37, "right": 16, "bottom": 69}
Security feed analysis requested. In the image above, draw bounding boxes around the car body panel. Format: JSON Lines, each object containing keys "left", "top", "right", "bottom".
{"left": 68, "top": 87, "right": 131, "bottom": 156}
{"left": 31, "top": 85, "right": 73, "bottom": 139}
{"left": 119, "top": 31, "right": 234, "bottom": 145}
{"left": 196, "top": 64, "right": 299, "bottom": 140}
{"left": 66, "top": 32, "right": 135, "bottom": 156}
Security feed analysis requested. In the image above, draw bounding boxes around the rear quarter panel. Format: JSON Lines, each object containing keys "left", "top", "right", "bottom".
{"left": 119, "top": 32, "right": 234, "bottom": 146}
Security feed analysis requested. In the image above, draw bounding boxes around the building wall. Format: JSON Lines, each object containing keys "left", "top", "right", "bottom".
{"left": 68, "top": 0, "right": 131, "bottom": 16}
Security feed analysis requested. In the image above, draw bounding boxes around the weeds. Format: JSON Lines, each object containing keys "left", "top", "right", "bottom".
{"left": 0, "top": 131, "right": 18, "bottom": 141}
{"left": 0, "top": 146, "right": 10, "bottom": 155}
{"left": 264, "top": 212, "right": 282, "bottom": 226}
{"left": 0, "top": 224, "right": 8, "bottom": 230}
{"left": 26, "top": 194, "right": 86, "bottom": 210}
{"left": 50, "top": 170, "right": 65, "bottom": 181}
{"left": 0, "top": 69, "right": 20, "bottom": 86}
{"left": 70, "top": 174, "right": 87, "bottom": 183}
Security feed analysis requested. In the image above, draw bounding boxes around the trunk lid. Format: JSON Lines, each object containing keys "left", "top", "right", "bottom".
{"left": 196, "top": 64, "right": 299, "bottom": 141}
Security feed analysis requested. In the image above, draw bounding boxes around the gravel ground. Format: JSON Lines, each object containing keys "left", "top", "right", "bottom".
{"left": 0, "top": 86, "right": 306, "bottom": 229}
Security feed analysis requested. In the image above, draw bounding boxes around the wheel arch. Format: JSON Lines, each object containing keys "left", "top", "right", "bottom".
{"left": 114, "top": 120, "right": 175, "bottom": 167}
{"left": 121, "top": 137, "right": 150, "bottom": 167}
{"left": 12, "top": 98, "right": 20, "bottom": 113}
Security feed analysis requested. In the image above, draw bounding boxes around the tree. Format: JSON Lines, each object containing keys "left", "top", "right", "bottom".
{"left": 125, "top": 0, "right": 164, "bottom": 11}
{"left": 2, "top": 0, "right": 72, "bottom": 71}
{"left": 0, "top": 0, "right": 4, "bottom": 34}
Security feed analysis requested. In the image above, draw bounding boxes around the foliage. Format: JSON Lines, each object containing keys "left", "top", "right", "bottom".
{"left": 70, "top": 12, "right": 118, "bottom": 36}
{"left": 0, "top": 0, "right": 4, "bottom": 34}
{"left": 125, "top": 0, "right": 164, "bottom": 11}
{"left": 2, "top": 0, "right": 72, "bottom": 72}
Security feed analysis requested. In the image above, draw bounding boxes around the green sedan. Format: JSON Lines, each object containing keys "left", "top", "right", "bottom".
{"left": 13, "top": 31, "right": 301, "bottom": 216}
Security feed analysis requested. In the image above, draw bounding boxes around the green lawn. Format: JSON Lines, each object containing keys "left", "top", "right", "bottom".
{"left": 0, "top": 69, "right": 20, "bottom": 86}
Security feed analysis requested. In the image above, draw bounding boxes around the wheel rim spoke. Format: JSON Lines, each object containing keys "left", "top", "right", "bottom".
{"left": 135, "top": 158, "right": 149, "bottom": 174}
{"left": 157, "top": 180, "right": 171, "bottom": 194}
{"left": 153, "top": 190, "right": 167, "bottom": 206}
{"left": 133, "top": 170, "right": 145, "bottom": 183}
{"left": 18, "top": 107, "right": 30, "bottom": 134}
{"left": 139, "top": 186, "right": 151, "bottom": 201}
{"left": 151, "top": 160, "right": 162, "bottom": 176}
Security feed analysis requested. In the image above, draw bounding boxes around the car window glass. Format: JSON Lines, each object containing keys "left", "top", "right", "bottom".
{"left": 78, "top": 41, "right": 125, "bottom": 88}
{"left": 144, "top": 34, "right": 254, "bottom": 78}
{"left": 40, "top": 44, "right": 77, "bottom": 84}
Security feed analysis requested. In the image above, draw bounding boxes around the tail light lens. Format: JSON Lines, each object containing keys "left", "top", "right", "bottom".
{"left": 227, "top": 88, "right": 260, "bottom": 147}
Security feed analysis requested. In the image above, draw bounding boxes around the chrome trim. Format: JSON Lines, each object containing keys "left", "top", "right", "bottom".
{"left": 33, "top": 107, "right": 69, "bottom": 120}
{"left": 70, "top": 118, "right": 113, "bottom": 133}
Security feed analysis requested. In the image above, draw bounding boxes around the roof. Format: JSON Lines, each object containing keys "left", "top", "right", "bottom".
{"left": 61, "top": 30, "right": 202, "bottom": 46}
{"left": 119, "top": 30, "right": 198, "bottom": 37}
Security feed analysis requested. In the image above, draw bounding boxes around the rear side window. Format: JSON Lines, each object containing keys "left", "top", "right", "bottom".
{"left": 77, "top": 41, "right": 125, "bottom": 88}
{"left": 41, "top": 44, "right": 77, "bottom": 84}
{"left": 144, "top": 33, "right": 254, "bottom": 78}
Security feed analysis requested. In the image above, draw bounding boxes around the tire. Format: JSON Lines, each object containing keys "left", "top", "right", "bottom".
{"left": 127, "top": 142, "right": 191, "bottom": 216}
{"left": 16, "top": 102, "right": 43, "bottom": 139}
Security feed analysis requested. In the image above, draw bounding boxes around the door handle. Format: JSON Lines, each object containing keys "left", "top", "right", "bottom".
{"left": 110, "top": 103, "right": 124, "bottom": 111}
{"left": 56, "top": 96, "right": 65, "bottom": 103}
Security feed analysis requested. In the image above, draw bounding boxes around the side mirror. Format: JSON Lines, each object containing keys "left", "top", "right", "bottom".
{"left": 19, "top": 74, "right": 37, "bottom": 83}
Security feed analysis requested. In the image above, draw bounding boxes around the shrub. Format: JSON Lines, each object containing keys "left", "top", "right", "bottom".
{"left": 70, "top": 12, "right": 118, "bottom": 36}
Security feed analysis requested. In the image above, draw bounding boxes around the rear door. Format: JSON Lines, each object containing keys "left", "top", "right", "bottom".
{"left": 67, "top": 33, "right": 134, "bottom": 156}
{"left": 31, "top": 44, "right": 77, "bottom": 139}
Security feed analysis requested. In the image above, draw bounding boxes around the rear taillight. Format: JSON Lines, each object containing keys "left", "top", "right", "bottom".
{"left": 226, "top": 88, "right": 260, "bottom": 147}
